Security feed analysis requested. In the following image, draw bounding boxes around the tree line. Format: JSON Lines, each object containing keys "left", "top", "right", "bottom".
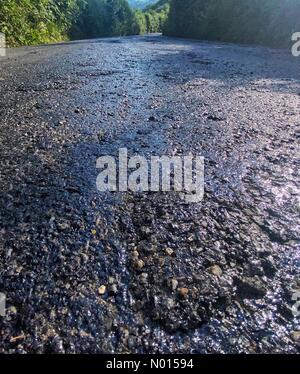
{"left": 165, "top": 0, "right": 300, "bottom": 48}
{"left": 71, "top": 0, "right": 169, "bottom": 39}
{"left": 1, "top": 0, "right": 299, "bottom": 48}
{"left": 133, "top": 0, "right": 169, "bottom": 35}
{"left": 0, "top": 0, "right": 169, "bottom": 46}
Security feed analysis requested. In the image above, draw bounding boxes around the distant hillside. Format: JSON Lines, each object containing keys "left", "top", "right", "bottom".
{"left": 133, "top": 0, "right": 170, "bottom": 34}
{"left": 145, "top": 0, "right": 170, "bottom": 11}
{"left": 128, "top": 0, "right": 156, "bottom": 9}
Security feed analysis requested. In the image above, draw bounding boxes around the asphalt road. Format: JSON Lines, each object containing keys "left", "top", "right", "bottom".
{"left": 0, "top": 34, "right": 299, "bottom": 353}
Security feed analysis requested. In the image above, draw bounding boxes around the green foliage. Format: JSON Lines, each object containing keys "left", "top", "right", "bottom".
{"left": 71, "top": 0, "right": 169, "bottom": 39}
{"left": 0, "top": 0, "right": 169, "bottom": 45}
{"left": 0, "top": 0, "right": 84, "bottom": 46}
{"left": 4, "top": 0, "right": 296, "bottom": 49}
{"left": 165, "top": 0, "right": 300, "bottom": 47}
{"left": 134, "top": 0, "right": 169, "bottom": 34}
{"left": 71, "top": 0, "right": 138, "bottom": 39}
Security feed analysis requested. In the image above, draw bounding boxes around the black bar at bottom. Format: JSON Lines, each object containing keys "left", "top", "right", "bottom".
{"left": 0, "top": 354, "right": 299, "bottom": 371}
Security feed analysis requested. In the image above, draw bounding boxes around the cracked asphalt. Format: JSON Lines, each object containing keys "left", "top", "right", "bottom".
{"left": 0, "top": 34, "right": 299, "bottom": 353}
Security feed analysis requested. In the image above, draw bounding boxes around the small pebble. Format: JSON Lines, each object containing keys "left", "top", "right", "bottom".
{"left": 9, "top": 306, "right": 17, "bottom": 315}
{"left": 135, "top": 259, "right": 145, "bottom": 270}
{"left": 132, "top": 250, "right": 139, "bottom": 259}
{"left": 207, "top": 265, "right": 223, "bottom": 277}
{"left": 98, "top": 285, "right": 106, "bottom": 295}
{"left": 179, "top": 288, "right": 189, "bottom": 297}
{"left": 110, "top": 285, "right": 118, "bottom": 294}
{"left": 166, "top": 248, "right": 174, "bottom": 256}
{"left": 139, "top": 273, "right": 148, "bottom": 284}
{"left": 171, "top": 279, "right": 178, "bottom": 291}
{"left": 292, "top": 331, "right": 300, "bottom": 341}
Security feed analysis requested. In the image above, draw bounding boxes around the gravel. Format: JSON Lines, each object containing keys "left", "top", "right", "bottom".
{"left": 0, "top": 35, "right": 299, "bottom": 353}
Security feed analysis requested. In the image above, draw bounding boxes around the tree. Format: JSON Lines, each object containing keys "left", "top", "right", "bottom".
{"left": 0, "top": 0, "right": 84, "bottom": 45}
{"left": 165, "top": 0, "right": 300, "bottom": 47}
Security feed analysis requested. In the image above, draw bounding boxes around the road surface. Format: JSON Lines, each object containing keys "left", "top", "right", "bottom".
{"left": 0, "top": 35, "right": 299, "bottom": 353}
